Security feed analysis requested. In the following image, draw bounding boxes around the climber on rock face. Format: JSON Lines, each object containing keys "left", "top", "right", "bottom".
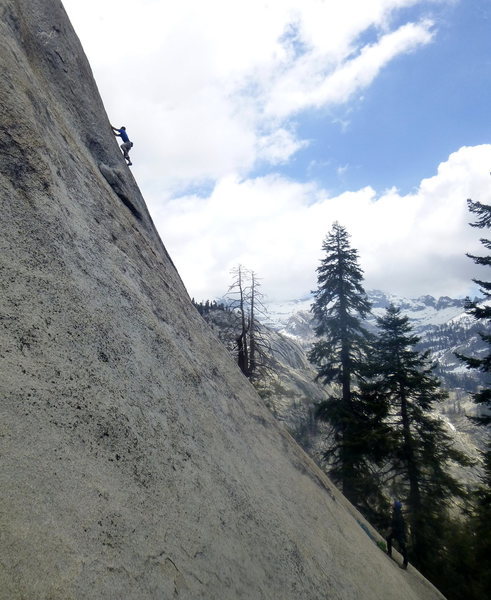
{"left": 111, "top": 125, "right": 133, "bottom": 166}
{"left": 386, "top": 500, "right": 409, "bottom": 570}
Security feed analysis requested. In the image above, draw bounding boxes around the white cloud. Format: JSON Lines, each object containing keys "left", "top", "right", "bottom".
{"left": 149, "top": 145, "right": 491, "bottom": 302}
{"left": 63, "top": 0, "right": 446, "bottom": 182}
{"left": 257, "top": 128, "right": 309, "bottom": 165}
{"left": 263, "top": 19, "right": 435, "bottom": 118}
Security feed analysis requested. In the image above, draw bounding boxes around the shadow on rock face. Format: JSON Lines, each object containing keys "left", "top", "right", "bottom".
{"left": 98, "top": 161, "right": 142, "bottom": 221}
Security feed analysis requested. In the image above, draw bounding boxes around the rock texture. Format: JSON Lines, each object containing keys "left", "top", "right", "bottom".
{"left": 0, "top": 1, "right": 446, "bottom": 598}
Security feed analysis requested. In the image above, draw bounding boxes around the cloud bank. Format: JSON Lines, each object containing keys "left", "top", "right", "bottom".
{"left": 150, "top": 145, "right": 491, "bottom": 302}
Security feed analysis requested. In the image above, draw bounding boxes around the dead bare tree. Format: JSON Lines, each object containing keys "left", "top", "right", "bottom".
{"left": 227, "top": 266, "right": 270, "bottom": 379}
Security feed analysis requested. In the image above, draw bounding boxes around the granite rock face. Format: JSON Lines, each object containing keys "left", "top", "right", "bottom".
{"left": 0, "top": 1, "right": 445, "bottom": 599}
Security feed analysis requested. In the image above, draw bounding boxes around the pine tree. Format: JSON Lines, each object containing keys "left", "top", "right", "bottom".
{"left": 308, "top": 223, "right": 379, "bottom": 506}
{"left": 369, "top": 305, "right": 468, "bottom": 575}
{"left": 458, "top": 199, "right": 491, "bottom": 423}
{"left": 457, "top": 198, "right": 491, "bottom": 598}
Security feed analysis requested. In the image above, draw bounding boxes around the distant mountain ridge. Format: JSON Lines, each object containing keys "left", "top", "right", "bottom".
{"left": 368, "top": 291, "right": 468, "bottom": 331}
{"left": 266, "top": 290, "right": 468, "bottom": 333}
{"left": 265, "top": 290, "right": 487, "bottom": 393}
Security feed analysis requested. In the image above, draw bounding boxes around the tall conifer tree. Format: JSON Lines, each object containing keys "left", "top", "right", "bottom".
{"left": 308, "top": 223, "right": 378, "bottom": 506}
{"left": 368, "top": 305, "right": 467, "bottom": 574}
{"left": 458, "top": 199, "right": 491, "bottom": 422}
{"left": 457, "top": 198, "right": 491, "bottom": 597}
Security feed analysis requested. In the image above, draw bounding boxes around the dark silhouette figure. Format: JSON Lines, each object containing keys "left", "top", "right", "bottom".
{"left": 236, "top": 334, "right": 248, "bottom": 377}
{"left": 387, "top": 500, "right": 409, "bottom": 569}
{"left": 111, "top": 125, "right": 133, "bottom": 166}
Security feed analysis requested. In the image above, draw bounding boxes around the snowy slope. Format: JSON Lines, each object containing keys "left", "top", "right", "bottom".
{"left": 265, "top": 290, "right": 469, "bottom": 335}
{"left": 264, "top": 291, "right": 486, "bottom": 374}
{"left": 368, "top": 291, "right": 466, "bottom": 331}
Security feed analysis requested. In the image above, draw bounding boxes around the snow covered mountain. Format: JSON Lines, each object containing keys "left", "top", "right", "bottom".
{"left": 368, "top": 291, "right": 467, "bottom": 330}
{"left": 265, "top": 290, "right": 468, "bottom": 334}
{"left": 265, "top": 290, "right": 488, "bottom": 393}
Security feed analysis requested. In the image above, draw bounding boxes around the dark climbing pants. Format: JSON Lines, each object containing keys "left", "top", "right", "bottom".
{"left": 120, "top": 141, "right": 132, "bottom": 159}
{"left": 387, "top": 531, "right": 408, "bottom": 567}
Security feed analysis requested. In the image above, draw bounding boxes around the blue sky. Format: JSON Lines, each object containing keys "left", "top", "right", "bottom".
{"left": 63, "top": 0, "right": 491, "bottom": 303}
{"left": 269, "top": 1, "right": 491, "bottom": 195}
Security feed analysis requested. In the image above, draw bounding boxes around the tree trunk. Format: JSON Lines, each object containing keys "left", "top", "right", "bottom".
{"left": 339, "top": 268, "right": 353, "bottom": 499}
{"left": 401, "top": 391, "right": 422, "bottom": 553}
{"left": 238, "top": 267, "right": 249, "bottom": 375}
{"left": 249, "top": 273, "right": 256, "bottom": 376}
